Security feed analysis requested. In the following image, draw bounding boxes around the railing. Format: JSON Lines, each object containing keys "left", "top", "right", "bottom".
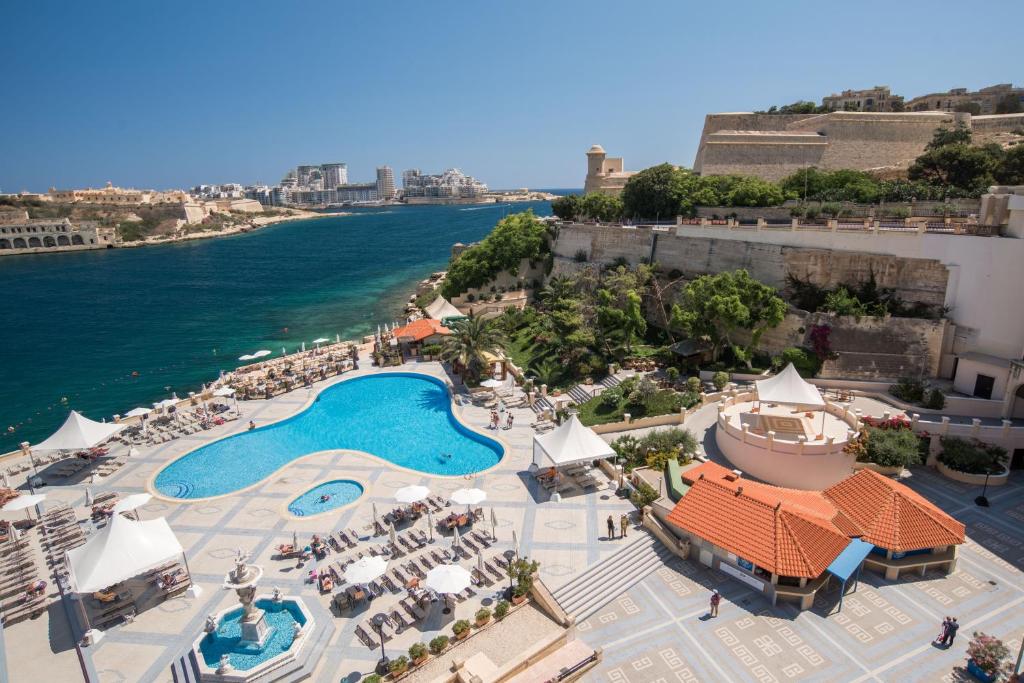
{"left": 558, "top": 218, "right": 996, "bottom": 237}
{"left": 556, "top": 650, "right": 602, "bottom": 680}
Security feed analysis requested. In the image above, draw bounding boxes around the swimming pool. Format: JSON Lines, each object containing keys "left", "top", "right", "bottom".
{"left": 287, "top": 479, "right": 363, "bottom": 517}
{"left": 153, "top": 373, "right": 503, "bottom": 499}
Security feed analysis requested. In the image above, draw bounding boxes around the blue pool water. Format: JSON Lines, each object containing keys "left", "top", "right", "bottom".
{"left": 199, "top": 599, "right": 306, "bottom": 671}
{"left": 154, "top": 373, "right": 503, "bottom": 499}
{"left": 288, "top": 480, "right": 364, "bottom": 517}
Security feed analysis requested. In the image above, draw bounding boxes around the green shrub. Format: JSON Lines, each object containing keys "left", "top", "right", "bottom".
{"left": 600, "top": 385, "right": 624, "bottom": 408}
{"left": 388, "top": 656, "right": 409, "bottom": 674}
{"left": 666, "top": 367, "right": 681, "bottom": 383}
{"left": 861, "top": 427, "right": 923, "bottom": 468}
{"left": 777, "top": 347, "right": 822, "bottom": 377}
{"left": 686, "top": 376, "right": 701, "bottom": 393}
{"left": 408, "top": 642, "right": 427, "bottom": 660}
{"left": 923, "top": 388, "right": 946, "bottom": 410}
{"left": 939, "top": 437, "right": 1006, "bottom": 474}
{"left": 712, "top": 371, "right": 729, "bottom": 391}
{"left": 630, "top": 481, "right": 659, "bottom": 508}
{"left": 452, "top": 619, "right": 471, "bottom": 637}
{"left": 494, "top": 600, "right": 510, "bottom": 619}
{"left": 364, "top": 676, "right": 382, "bottom": 683}
{"left": 889, "top": 377, "right": 926, "bottom": 403}
{"left": 475, "top": 607, "right": 491, "bottom": 622}
{"left": 429, "top": 636, "right": 449, "bottom": 654}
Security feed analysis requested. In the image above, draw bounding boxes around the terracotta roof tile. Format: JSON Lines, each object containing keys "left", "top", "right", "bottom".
{"left": 392, "top": 319, "right": 451, "bottom": 343}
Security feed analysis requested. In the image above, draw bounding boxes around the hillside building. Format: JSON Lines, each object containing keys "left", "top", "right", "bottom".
{"left": 906, "top": 83, "right": 1024, "bottom": 115}
{"left": 822, "top": 86, "right": 903, "bottom": 112}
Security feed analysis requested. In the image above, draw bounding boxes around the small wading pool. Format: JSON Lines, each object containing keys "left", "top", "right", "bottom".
{"left": 288, "top": 479, "right": 363, "bottom": 517}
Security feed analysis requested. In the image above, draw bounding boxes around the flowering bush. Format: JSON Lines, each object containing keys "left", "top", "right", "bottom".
{"left": 861, "top": 414, "right": 912, "bottom": 431}
{"left": 967, "top": 632, "right": 1009, "bottom": 677}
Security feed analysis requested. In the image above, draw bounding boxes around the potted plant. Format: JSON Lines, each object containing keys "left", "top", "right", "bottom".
{"left": 364, "top": 676, "right": 382, "bottom": 683}
{"left": 966, "top": 632, "right": 1009, "bottom": 682}
{"left": 408, "top": 642, "right": 428, "bottom": 666}
{"left": 452, "top": 619, "right": 471, "bottom": 640}
{"left": 388, "top": 655, "right": 409, "bottom": 677}
{"left": 508, "top": 557, "right": 540, "bottom": 604}
{"left": 429, "top": 635, "right": 449, "bottom": 655}
{"left": 494, "top": 600, "right": 510, "bottom": 620}
{"left": 475, "top": 607, "right": 491, "bottom": 626}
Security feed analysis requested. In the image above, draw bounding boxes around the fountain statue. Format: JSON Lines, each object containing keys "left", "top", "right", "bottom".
{"left": 216, "top": 654, "right": 234, "bottom": 675}
{"left": 272, "top": 587, "right": 282, "bottom": 604}
{"left": 292, "top": 621, "right": 303, "bottom": 640}
{"left": 204, "top": 614, "right": 217, "bottom": 634}
{"left": 222, "top": 550, "right": 269, "bottom": 648}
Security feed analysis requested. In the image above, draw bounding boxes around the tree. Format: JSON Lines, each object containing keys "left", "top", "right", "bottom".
{"left": 440, "top": 315, "right": 506, "bottom": 383}
{"left": 671, "top": 270, "right": 786, "bottom": 366}
{"left": 907, "top": 143, "right": 999, "bottom": 195}
{"left": 550, "top": 194, "right": 581, "bottom": 221}
{"left": 994, "top": 94, "right": 1023, "bottom": 114}
{"left": 997, "top": 144, "right": 1024, "bottom": 185}
{"left": 442, "top": 211, "right": 552, "bottom": 298}
{"left": 724, "top": 176, "right": 785, "bottom": 207}
{"left": 621, "top": 163, "right": 689, "bottom": 220}
{"left": 579, "top": 193, "right": 624, "bottom": 222}
{"left": 926, "top": 125, "right": 972, "bottom": 150}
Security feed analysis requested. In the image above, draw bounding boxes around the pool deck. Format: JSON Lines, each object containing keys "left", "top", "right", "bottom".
{"left": 0, "top": 353, "right": 634, "bottom": 682}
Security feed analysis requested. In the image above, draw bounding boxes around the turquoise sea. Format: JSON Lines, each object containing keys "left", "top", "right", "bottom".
{"left": 0, "top": 198, "right": 559, "bottom": 449}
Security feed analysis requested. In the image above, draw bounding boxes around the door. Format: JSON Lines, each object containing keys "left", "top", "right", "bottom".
{"left": 973, "top": 374, "right": 995, "bottom": 400}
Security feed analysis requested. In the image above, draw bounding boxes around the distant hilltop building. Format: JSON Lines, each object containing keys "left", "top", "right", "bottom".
{"left": 693, "top": 109, "right": 1024, "bottom": 182}
{"left": 0, "top": 209, "right": 118, "bottom": 255}
{"left": 822, "top": 86, "right": 903, "bottom": 112}
{"left": 906, "top": 83, "right": 1024, "bottom": 115}
{"left": 583, "top": 145, "right": 635, "bottom": 196}
{"left": 48, "top": 181, "right": 189, "bottom": 206}
{"left": 401, "top": 168, "right": 487, "bottom": 200}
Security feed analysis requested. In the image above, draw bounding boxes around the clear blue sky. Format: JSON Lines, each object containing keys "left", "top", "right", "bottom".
{"left": 1, "top": 0, "right": 1020, "bottom": 191}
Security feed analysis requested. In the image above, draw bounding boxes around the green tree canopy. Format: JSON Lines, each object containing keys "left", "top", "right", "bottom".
{"left": 441, "top": 211, "right": 552, "bottom": 298}
{"left": 671, "top": 269, "right": 786, "bottom": 365}
{"left": 907, "top": 143, "right": 1000, "bottom": 195}
{"left": 621, "top": 163, "right": 690, "bottom": 220}
{"left": 550, "top": 194, "right": 581, "bottom": 220}
{"left": 579, "top": 193, "right": 624, "bottom": 222}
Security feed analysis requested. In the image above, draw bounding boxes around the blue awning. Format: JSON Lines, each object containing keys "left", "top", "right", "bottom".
{"left": 827, "top": 538, "right": 874, "bottom": 582}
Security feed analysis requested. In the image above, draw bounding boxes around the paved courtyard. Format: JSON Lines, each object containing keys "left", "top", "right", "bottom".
{"left": 578, "top": 466, "right": 1024, "bottom": 683}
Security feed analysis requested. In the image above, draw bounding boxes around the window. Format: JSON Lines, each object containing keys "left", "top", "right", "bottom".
{"left": 973, "top": 374, "right": 995, "bottom": 400}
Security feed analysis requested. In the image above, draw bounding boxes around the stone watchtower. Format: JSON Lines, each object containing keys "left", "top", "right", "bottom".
{"left": 584, "top": 144, "right": 632, "bottom": 196}
{"left": 584, "top": 144, "right": 607, "bottom": 195}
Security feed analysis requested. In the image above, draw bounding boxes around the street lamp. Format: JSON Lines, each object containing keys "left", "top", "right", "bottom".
{"left": 975, "top": 455, "right": 1002, "bottom": 507}
{"left": 371, "top": 613, "right": 390, "bottom": 675}
{"left": 503, "top": 549, "right": 516, "bottom": 599}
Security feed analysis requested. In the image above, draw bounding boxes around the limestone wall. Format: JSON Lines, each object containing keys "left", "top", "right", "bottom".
{"left": 972, "top": 113, "right": 1024, "bottom": 133}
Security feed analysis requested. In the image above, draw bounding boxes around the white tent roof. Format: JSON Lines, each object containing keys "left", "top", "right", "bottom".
{"left": 424, "top": 296, "right": 464, "bottom": 321}
{"left": 755, "top": 363, "right": 825, "bottom": 406}
{"left": 533, "top": 415, "right": 615, "bottom": 467}
{"left": 66, "top": 514, "right": 184, "bottom": 593}
{"left": 33, "top": 411, "right": 125, "bottom": 451}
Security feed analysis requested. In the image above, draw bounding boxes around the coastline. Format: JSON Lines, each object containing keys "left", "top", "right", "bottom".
{"left": 122, "top": 209, "right": 334, "bottom": 248}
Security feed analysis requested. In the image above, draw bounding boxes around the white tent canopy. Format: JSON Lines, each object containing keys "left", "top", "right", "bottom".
{"left": 66, "top": 514, "right": 184, "bottom": 593}
{"left": 424, "top": 297, "right": 464, "bottom": 321}
{"left": 754, "top": 363, "right": 825, "bottom": 407}
{"left": 33, "top": 411, "right": 125, "bottom": 451}
{"left": 532, "top": 415, "right": 615, "bottom": 468}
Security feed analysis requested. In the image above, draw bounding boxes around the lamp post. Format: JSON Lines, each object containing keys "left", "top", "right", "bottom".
{"left": 975, "top": 455, "right": 1001, "bottom": 508}
{"left": 504, "top": 549, "right": 516, "bottom": 599}
{"left": 372, "top": 612, "right": 390, "bottom": 675}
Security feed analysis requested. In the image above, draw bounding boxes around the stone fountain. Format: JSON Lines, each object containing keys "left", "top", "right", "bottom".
{"left": 222, "top": 550, "right": 269, "bottom": 648}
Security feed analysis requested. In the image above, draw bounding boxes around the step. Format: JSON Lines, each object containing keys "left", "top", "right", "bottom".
{"left": 553, "top": 535, "right": 653, "bottom": 604}
{"left": 558, "top": 545, "right": 665, "bottom": 616}
{"left": 574, "top": 548, "right": 672, "bottom": 622}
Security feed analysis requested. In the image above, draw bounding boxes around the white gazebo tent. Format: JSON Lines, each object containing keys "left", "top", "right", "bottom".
{"left": 754, "top": 363, "right": 827, "bottom": 437}
{"left": 532, "top": 416, "right": 615, "bottom": 500}
{"left": 424, "top": 296, "right": 465, "bottom": 323}
{"left": 33, "top": 411, "right": 125, "bottom": 452}
{"left": 65, "top": 514, "right": 187, "bottom": 595}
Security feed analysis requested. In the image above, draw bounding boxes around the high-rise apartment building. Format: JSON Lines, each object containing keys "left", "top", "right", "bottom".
{"left": 322, "top": 163, "right": 348, "bottom": 188}
{"left": 402, "top": 169, "right": 421, "bottom": 188}
{"left": 376, "top": 166, "right": 395, "bottom": 200}
{"left": 401, "top": 168, "right": 487, "bottom": 199}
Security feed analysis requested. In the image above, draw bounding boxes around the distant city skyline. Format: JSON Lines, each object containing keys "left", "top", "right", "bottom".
{"left": 0, "top": 0, "right": 1020, "bottom": 192}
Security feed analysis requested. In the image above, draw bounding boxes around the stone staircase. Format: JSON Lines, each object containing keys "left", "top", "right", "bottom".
{"left": 599, "top": 375, "right": 623, "bottom": 389}
{"left": 552, "top": 533, "right": 674, "bottom": 622}
{"left": 566, "top": 384, "right": 593, "bottom": 404}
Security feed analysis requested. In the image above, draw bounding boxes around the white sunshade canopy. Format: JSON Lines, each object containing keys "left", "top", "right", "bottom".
{"left": 212, "top": 387, "right": 236, "bottom": 397}
{"left": 754, "top": 363, "right": 825, "bottom": 407}
{"left": 532, "top": 415, "right": 615, "bottom": 468}
{"left": 33, "top": 411, "right": 125, "bottom": 451}
{"left": 424, "top": 563, "right": 471, "bottom": 594}
{"left": 395, "top": 485, "right": 431, "bottom": 504}
{"left": 66, "top": 514, "right": 184, "bottom": 593}
{"left": 2, "top": 494, "right": 46, "bottom": 512}
{"left": 112, "top": 493, "right": 153, "bottom": 514}
{"left": 480, "top": 379, "right": 503, "bottom": 388}
{"left": 124, "top": 407, "right": 151, "bottom": 418}
{"left": 451, "top": 488, "right": 487, "bottom": 506}
{"left": 424, "top": 296, "right": 464, "bottom": 321}
{"left": 344, "top": 556, "right": 388, "bottom": 585}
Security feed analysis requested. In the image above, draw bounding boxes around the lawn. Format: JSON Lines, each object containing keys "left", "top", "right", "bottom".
{"left": 505, "top": 326, "right": 578, "bottom": 390}
{"left": 577, "top": 389, "right": 688, "bottom": 426}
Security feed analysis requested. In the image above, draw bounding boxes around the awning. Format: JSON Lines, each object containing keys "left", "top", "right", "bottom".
{"left": 827, "top": 537, "right": 873, "bottom": 582}
{"left": 755, "top": 363, "right": 824, "bottom": 406}
{"left": 533, "top": 415, "right": 615, "bottom": 467}
{"left": 33, "top": 411, "right": 125, "bottom": 451}
{"left": 424, "top": 296, "right": 465, "bottom": 322}
{"left": 66, "top": 514, "right": 184, "bottom": 593}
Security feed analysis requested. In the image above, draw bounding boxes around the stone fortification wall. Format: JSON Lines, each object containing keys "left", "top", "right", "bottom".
{"left": 971, "top": 113, "right": 1024, "bottom": 133}
{"left": 812, "top": 112, "right": 956, "bottom": 171}
{"left": 750, "top": 312, "right": 948, "bottom": 379}
{"left": 553, "top": 223, "right": 949, "bottom": 306}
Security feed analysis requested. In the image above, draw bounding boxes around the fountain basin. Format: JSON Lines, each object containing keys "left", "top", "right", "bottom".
{"left": 194, "top": 596, "right": 313, "bottom": 682}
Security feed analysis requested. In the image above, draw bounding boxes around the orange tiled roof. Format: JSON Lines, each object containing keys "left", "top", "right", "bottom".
{"left": 392, "top": 319, "right": 451, "bottom": 343}
{"left": 666, "top": 474, "right": 850, "bottom": 578}
{"left": 822, "top": 469, "right": 965, "bottom": 552}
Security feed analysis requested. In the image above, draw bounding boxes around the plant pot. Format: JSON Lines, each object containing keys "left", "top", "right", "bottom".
{"left": 966, "top": 659, "right": 995, "bottom": 683}
{"left": 511, "top": 594, "right": 526, "bottom": 605}
{"left": 455, "top": 630, "right": 470, "bottom": 641}
{"left": 475, "top": 617, "right": 490, "bottom": 627}
{"left": 389, "top": 666, "right": 408, "bottom": 678}
{"left": 412, "top": 656, "right": 428, "bottom": 667}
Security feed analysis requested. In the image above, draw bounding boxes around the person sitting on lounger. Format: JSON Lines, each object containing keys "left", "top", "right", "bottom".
{"left": 93, "top": 589, "right": 118, "bottom": 603}
{"left": 538, "top": 467, "right": 557, "bottom": 481}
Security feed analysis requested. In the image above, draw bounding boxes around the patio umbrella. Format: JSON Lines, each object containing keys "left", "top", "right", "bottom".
{"left": 301, "top": 342, "right": 306, "bottom": 352}
{"left": 335, "top": 334, "right": 340, "bottom": 343}
{"left": 388, "top": 522, "right": 398, "bottom": 548}
{"left": 127, "top": 446, "right": 140, "bottom": 458}
{"left": 512, "top": 529, "right": 520, "bottom": 559}
{"left": 124, "top": 407, "right": 151, "bottom": 418}
{"left": 292, "top": 530, "right": 298, "bottom": 549}
{"left": 84, "top": 488, "right": 93, "bottom": 507}
{"left": 3, "top": 493, "right": 46, "bottom": 521}
{"left": 426, "top": 508, "right": 435, "bottom": 542}
{"left": 451, "top": 488, "right": 487, "bottom": 513}
{"left": 1, "top": 471, "right": 8, "bottom": 488}
{"left": 113, "top": 493, "right": 152, "bottom": 518}
{"left": 371, "top": 503, "right": 380, "bottom": 532}
{"left": 344, "top": 556, "right": 388, "bottom": 585}
{"left": 451, "top": 526, "right": 461, "bottom": 556}
{"left": 424, "top": 564, "right": 471, "bottom": 595}
{"left": 395, "top": 485, "right": 430, "bottom": 505}
{"left": 490, "top": 508, "right": 499, "bottom": 540}
{"left": 480, "top": 379, "right": 502, "bottom": 389}
{"left": 477, "top": 550, "right": 485, "bottom": 578}
{"left": 212, "top": 387, "right": 235, "bottom": 397}
{"left": 10, "top": 525, "right": 20, "bottom": 542}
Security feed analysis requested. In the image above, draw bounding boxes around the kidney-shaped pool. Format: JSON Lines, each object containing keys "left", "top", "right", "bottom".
{"left": 153, "top": 373, "right": 503, "bottom": 500}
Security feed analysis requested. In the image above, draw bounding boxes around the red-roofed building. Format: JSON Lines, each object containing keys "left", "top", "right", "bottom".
{"left": 391, "top": 319, "right": 451, "bottom": 345}
{"left": 660, "top": 461, "right": 964, "bottom": 609}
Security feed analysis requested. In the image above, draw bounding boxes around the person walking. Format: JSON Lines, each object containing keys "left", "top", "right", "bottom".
{"left": 606, "top": 514, "right": 615, "bottom": 540}
{"left": 934, "top": 617, "right": 950, "bottom": 645}
{"left": 941, "top": 617, "right": 959, "bottom": 647}
{"left": 505, "top": 413, "right": 514, "bottom": 430}
{"left": 709, "top": 589, "right": 721, "bottom": 617}
{"left": 620, "top": 513, "right": 629, "bottom": 538}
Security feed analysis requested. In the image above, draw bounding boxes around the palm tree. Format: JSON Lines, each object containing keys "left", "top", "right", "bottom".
{"left": 441, "top": 315, "right": 507, "bottom": 383}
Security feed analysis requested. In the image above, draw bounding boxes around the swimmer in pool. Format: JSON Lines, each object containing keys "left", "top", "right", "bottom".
{"left": 319, "top": 493, "right": 331, "bottom": 503}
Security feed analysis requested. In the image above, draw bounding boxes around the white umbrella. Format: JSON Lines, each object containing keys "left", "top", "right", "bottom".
{"left": 282, "top": 347, "right": 287, "bottom": 355}
{"left": 212, "top": 387, "right": 235, "bottom": 397}
{"left": 312, "top": 338, "right": 329, "bottom": 344}
{"left": 395, "top": 485, "right": 430, "bottom": 504}
{"left": 124, "top": 407, "right": 151, "bottom": 418}
{"left": 477, "top": 550, "right": 485, "bottom": 578}
{"left": 451, "top": 488, "right": 487, "bottom": 507}
{"left": 154, "top": 398, "right": 177, "bottom": 410}
{"left": 0, "top": 471, "right": 8, "bottom": 488}
{"left": 335, "top": 334, "right": 340, "bottom": 343}
{"left": 238, "top": 354, "right": 255, "bottom": 361}
{"left": 426, "top": 508, "right": 435, "bottom": 542}
{"left": 451, "top": 526, "right": 461, "bottom": 555}
{"left": 10, "top": 525, "right": 21, "bottom": 542}
{"left": 292, "top": 530, "right": 298, "bottom": 549}
{"left": 2, "top": 494, "right": 46, "bottom": 512}
{"left": 301, "top": 342, "right": 306, "bottom": 352}
{"left": 113, "top": 493, "right": 152, "bottom": 515}
{"left": 253, "top": 350, "right": 272, "bottom": 358}
{"left": 480, "top": 379, "right": 503, "bottom": 389}
{"left": 424, "top": 564, "right": 471, "bottom": 595}
{"left": 388, "top": 522, "right": 398, "bottom": 548}
{"left": 372, "top": 502, "right": 380, "bottom": 529}
{"left": 344, "top": 556, "right": 388, "bottom": 585}
{"left": 84, "top": 488, "right": 93, "bottom": 507}
{"left": 512, "top": 529, "right": 520, "bottom": 558}
{"left": 127, "top": 446, "right": 140, "bottom": 458}
{"left": 490, "top": 508, "right": 499, "bottom": 540}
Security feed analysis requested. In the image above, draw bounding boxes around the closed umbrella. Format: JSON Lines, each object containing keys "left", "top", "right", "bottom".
{"left": 490, "top": 507, "right": 499, "bottom": 540}
{"left": 1, "top": 471, "right": 8, "bottom": 488}
{"left": 292, "top": 530, "right": 298, "bottom": 549}
{"left": 84, "top": 488, "right": 93, "bottom": 507}
{"left": 426, "top": 508, "right": 434, "bottom": 543}
{"left": 512, "top": 529, "right": 520, "bottom": 559}
{"left": 372, "top": 502, "right": 380, "bottom": 530}
{"left": 335, "top": 334, "right": 340, "bottom": 343}
{"left": 344, "top": 556, "right": 388, "bottom": 585}
{"left": 395, "top": 485, "right": 430, "bottom": 504}
{"left": 424, "top": 564, "right": 471, "bottom": 595}
{"left": 301, "top": 342, "right": 306, "bottom": 352}
{"left": 10, "top": 525, "right": 21, "bottom": 542}
{"left": 451, "top": 526, "right": 461, "bottom": 554}
{"left": 127, "top": 446, "right": 140, "bottom": 458}
{"left": 388, "top": 522, "right": 398, "bottom": 548}
{"left": 477, "top": 550, "right": 485, "bottom": 579}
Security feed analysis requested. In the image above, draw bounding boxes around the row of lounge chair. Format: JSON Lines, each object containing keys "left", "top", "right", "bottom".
{"left": 0, "top": 515, "right": 48, "bottom": 626}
